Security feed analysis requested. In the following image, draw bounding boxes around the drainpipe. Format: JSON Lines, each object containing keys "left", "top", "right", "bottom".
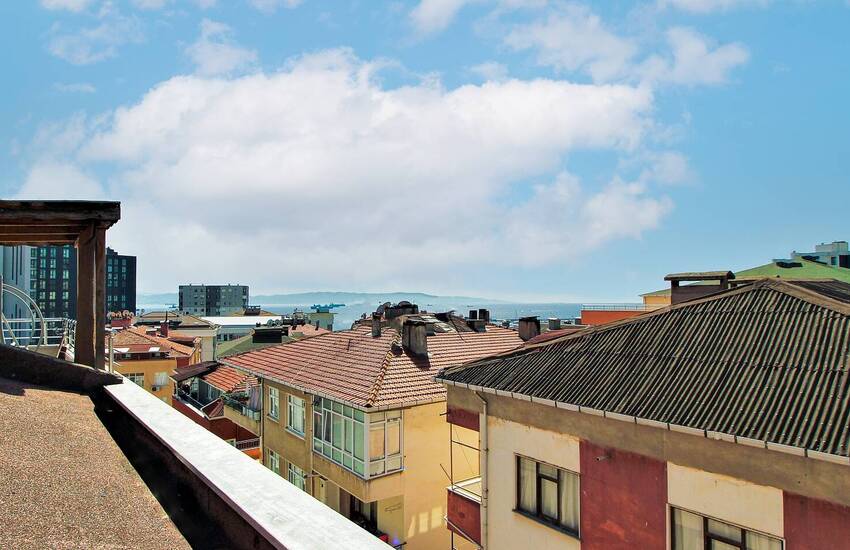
{"left": 475, "top": 392, "right": 488, "bottom": 549}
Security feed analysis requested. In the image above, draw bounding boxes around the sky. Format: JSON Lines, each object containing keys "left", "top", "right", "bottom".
{"left": 1, "top": 0, "right": 849, "bottom": 301}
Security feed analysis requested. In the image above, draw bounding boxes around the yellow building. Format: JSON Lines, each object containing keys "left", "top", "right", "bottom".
{"left": 223, "top": 309, "right": 521, "bottom": 549}
{"left": 110, "top": 325, "right": 201, "bottom": 403}
{"left": 135, "top": 311, "right": 219, "bottom": 362}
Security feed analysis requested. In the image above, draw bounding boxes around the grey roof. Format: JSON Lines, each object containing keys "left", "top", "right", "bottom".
{"left": 438, "top": 279, "right": 850, "bottom": 457}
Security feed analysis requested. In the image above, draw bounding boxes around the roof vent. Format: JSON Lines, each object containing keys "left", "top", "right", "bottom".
{"left": 371, "top": 313, "right": 382, "bottom": 338}
{"left": 478, "top": 309, "right": 490, "bottom": 323}
{"left": 518, "top": 317, "right": 541, "bottom": 342}
{"left": 467, "top": 319, "right": 486, "bottom": 333}
{"left": 402, "top": 320, "right": 428, "bottom": 357}
{"left": 548, "top": 318, "right": 561, "bottom": 331}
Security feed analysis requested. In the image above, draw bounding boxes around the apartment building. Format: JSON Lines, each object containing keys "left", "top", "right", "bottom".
{"left": 179, "top": 284, "right": 249, "bottom": 316}
{"left": 135, "top": 311, "right": 220, "bottom": 361}
{"left": 438, "top": 278, "right": 850, "bottom": 550}
{"left": 223, "top": 305, "right": 522, "bottom": 549}
{"left": 110, "top": 325, "right": 201, "bottom": 403}
{"left": 106, "top": 247, "right": 137, "bottom": 314}
{"left": 171, "top": 361, "right": 261, "bottom": 459}
{"left": 0, "top": 245, "right": 30, "bottom": 320}
{"left": 791, "top": 240, "right": 850, "bottom": 268}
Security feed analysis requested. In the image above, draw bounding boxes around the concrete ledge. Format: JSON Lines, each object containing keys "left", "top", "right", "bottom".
{"left": 0, "top": 344, "right": 121, "bottom": 393}
{"left": 102, "top": 379, "right": 389, "bottom": 550}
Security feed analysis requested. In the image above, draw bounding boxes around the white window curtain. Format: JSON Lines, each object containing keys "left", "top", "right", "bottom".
{"left": 518, "top": 457, "right": 536, "bottom": 514}
{"left": 746, "top": 532, "right": 783, "bottom": 550}
{"left": 153, "top": 372, "right": 168, "bottom": 386}
{"left": 673, "top": 509, "right": 703, "bottom": 550}
{"left": 559, "top": 470, "right": 580, "bottom": 531}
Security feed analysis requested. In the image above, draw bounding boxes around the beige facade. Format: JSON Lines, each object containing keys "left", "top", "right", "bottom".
{"left": 114, "top": 357, "right": 182, "bottom": 403}
{"left": 257, "top": 378, "right": 467, "bottom": 549}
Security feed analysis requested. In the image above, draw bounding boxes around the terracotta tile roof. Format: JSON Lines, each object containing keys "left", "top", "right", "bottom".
{"left": 201, "top": 365, "right": 258, "bottom": 394}
{"left": 289, "top": 324, "right": 331, "bottom": 338}
{"left": 109, "top": 327, "right": 194, "bottom": 358}
{"left": 223, "top": 324, "right": 522, "bottom": 409}
{"left": 201, "top": 399, "right": 224, "bottom": 418}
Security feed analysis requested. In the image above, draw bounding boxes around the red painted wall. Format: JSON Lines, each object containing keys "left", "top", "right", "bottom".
{"left": 171, "top": 399, "right": 256, "bottom": 442}
{"left": 579, "top": 440, "right": 667, "bottom": 550}
{"left": 447, "top": 405, "right": 479, "bottom": 432}
{"left": 784, "top": 492, "right": 850, "bottom": 549}
{"left": 447, "top": 490, "right": 481, "bottom": 545}
{"left": 580, "top": 310, "right": 645, "bottom": 326}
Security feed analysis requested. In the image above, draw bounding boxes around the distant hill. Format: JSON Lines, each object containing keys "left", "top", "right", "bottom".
{"left": 138, "top": 291, "right": 507, "bottom": 307}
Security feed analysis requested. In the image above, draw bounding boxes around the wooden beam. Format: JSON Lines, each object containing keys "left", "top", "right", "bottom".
{"left": 94, "top": 227, "right": 106, "bottom": 370}
{"left": 75, "top": 224, "right": 96, "bottom": 368}
{"left": 0, "top": 225, "right": 85, "bottom": 232}
{"left": 0, "top": 201, "right": 120, "bottom": 226}
{"left": 0, "top": 236, "right": 79, "bottom": 245}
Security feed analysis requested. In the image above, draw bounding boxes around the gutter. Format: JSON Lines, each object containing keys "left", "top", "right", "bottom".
{"left": 435, "top": 378, "right": 850, "bottom": 468}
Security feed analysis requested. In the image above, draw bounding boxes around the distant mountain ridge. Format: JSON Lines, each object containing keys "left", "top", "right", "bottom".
{"left": 138, "top": 291, "right": 509, "bottom": 307}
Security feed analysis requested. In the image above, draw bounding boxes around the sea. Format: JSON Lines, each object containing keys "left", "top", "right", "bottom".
{"left": 138, "top": 302, "right": 583, "bottom": 331}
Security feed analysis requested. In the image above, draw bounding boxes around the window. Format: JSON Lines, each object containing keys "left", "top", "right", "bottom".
{"left": 286, "top": 395, "right": 305, "bottom": 436}
{"left": 268, "top": 387, "right": 280, "bottom": 420}
{"left": 267, "top": 449, "right": 280, "bottom": 475}
{"left": 516, "top": 456, "right": 580, "bottom": 536}
{"left": 153, "top": 372, "right": 168, "bottom": 388}
{"left": 287, "top": 463, "right": 307, "bottom": 491}
{"left": 672, "top": 509, "right": 783, "bottom": 550}
{"left": 313, "top": 398, "right": 367, "bottom": 477}
{"left": 126, "top": 373, "right": 145, "bottom": 387}
{"left": 368, "top": 411, "right": 403, "bottom": 476}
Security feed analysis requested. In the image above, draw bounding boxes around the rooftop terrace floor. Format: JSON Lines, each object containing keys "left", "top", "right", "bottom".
{"left": 0, "top": 376, "right": 189, "bottom": 550}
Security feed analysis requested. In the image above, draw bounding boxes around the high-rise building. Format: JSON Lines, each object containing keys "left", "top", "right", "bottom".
{"left": 29, "top": 245, "right": 137, "bottom": 319}
{"left": 29, "top": 245, "right": 76, "bottom": 319}
{"left": 106, "top": 247, "right": 137, "bottom": 314}
{"left": 179, "top": 284, "right": 249, "bottom": 316}
{"left": 0, "top": 245, "right": 31, "bottom": 320}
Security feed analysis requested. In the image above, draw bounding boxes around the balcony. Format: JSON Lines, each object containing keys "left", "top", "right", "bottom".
{"left": 580, "top": 303, "right": 660, "bottom": 326}
{"left": 0, "top": 343, "right": 390, "bottom": 550}
{"left": 447, "top": 477, "right": 482, "bottom": 546}
{"left": 235, "top": 437, "right": 260, "bottom": 451}
{"left": 222, "top": 394, "right": 262, "bottom": 434}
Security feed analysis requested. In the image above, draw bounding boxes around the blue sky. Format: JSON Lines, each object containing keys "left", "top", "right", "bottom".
{"left": 2, "top": 0, "right": 848, "bottom": 300}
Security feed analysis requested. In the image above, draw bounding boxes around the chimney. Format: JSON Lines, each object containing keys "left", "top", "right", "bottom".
{"left": 160, "top": 321, "right": 169, "bottom": 337}
{"left": 478, "top": 309, "right": 490, "bottom": 323}
{"left": 518, "top": 316, "right": 541, "bottom": 342}
{"left": 315, "top": 320, "right": 320, "bottom": 330}
{"left": 468, "top": 310, "right": 478, "bottom": 320}
{"left": 665, "top": 271, "right": 735, "bottom": 305}
{"left": 467, "top": 319, "right": 486, "bottom": 333}
{"left": 548, "top": 318, "right": 561, "bottom": 331}
{"left": 253, "top": 327, "right": 285, "bottom": 344}
{"left": 371, "top": 313, "right": 382, "bottom": 338}
{"left": 402, "top": 320, "right": 428, "bottom": 356}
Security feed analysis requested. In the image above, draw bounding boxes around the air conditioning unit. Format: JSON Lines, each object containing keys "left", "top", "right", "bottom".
{"left": 151, "top": 385, "right": 160, "bottom": 392}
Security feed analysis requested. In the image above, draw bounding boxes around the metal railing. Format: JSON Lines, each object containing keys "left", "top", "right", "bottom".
{"left": 176, "top": 389, "right": 206, "bottom": 410}
{"left": 1, "top": 317, "right": 76, "bottom": 351}
{"left": 222, "top": 395, "right": 262, "bottom": 419}
{"left": 235, "top": 438, "right": 260, "bottom": 451}
{"left": 581, "top": 303, "right": 658, "bottom": 311}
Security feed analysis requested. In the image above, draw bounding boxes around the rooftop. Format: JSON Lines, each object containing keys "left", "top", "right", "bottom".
{"left": 110, "top": 326, "right": 196, "bottom": 357}
{"left": 0, "top": 376, "right": 189, "bottom": 550}
{"left": 136, "top": 311, "right": 217, "bottom": 329}
{"left": 224, "top": 323, "right": 522, "bottom": 409}
{"left": 439, "top": 279, "right": 850, "bottom": 458}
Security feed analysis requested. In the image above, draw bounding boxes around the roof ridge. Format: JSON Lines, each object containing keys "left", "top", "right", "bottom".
{"left": 365, "top": 334, "right": 399, "bottom": 407}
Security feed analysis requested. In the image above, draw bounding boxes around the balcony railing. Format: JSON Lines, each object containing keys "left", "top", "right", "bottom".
{"left": 448, "top": 476, "right": 482, "bottom": 503}
{"left": 581, "top": 303, "right": 658, "bottom": 311}
{"left": 176, "top": 389, "right": 206, "bottom": 410}
{"left": 222, "top": 394, "right": 262, "bottom": 420}
{"left": 1, "top": 317, "right": 76, "bottom": 351}
{"left": 235, "top": 437, "right": 260, "bottom": 451}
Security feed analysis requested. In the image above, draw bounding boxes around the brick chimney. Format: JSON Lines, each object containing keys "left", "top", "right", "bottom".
{"left": 159, "top": 322, "right": 169, "bottom": 337}
{"left": 402, "top": 320, "right": 428, "bottom": 356}
{"left": 371, "top": 313, "right": 382, "bottom": 338}
{"left": 518, "top": 317, "right": 540, "bottom": 342}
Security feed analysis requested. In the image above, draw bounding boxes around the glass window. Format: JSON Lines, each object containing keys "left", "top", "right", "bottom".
{"left": 516, "top": 456, "right": 580, "bottom": 536}
{"left": 153, "top": 372, "right": 168, "bottom": 387}
{"left": 126, "top": 373, "right": 145, "bottom": 387}
{"left": 672, "top": 508, "right": 783, "bottom": 550}
{"left": 312, "top": 397, "right": 369, "bottom": 479}
{"left": 268, "top": 387, "right": 280, "bottom": 420}
{"left": 287, "top": 463, "right": 307, "bottom": 491}
{"left": 286, "top": 395, "right": 305, "bottom": 436}
{"left": 370, "top": 424, "right": 385, "bottom": 459}
{"left": 267, "top": 449, "right": 280, "bottom": 475}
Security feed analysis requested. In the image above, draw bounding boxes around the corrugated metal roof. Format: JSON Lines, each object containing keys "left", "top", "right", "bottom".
{"left": 438, "top": 279, "right": 850, "bottom": 457}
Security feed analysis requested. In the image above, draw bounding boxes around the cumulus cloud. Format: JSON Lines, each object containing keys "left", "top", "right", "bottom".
{"left": 46, "top": 4, "right": 144, "bottom": 65}
{"left": 17, "top": 162, "right": 104, "bottom": 200}
{"left": 21, "top": 49, "right": 678, "bottom": 292}
{"left": 131, "top": 0, "right": 171, "bottom": 9}
{"left": 504, "top": 4, "right": 637, "bottom": 82}
{"left": 469, "top": 61, "right": 509, "bottom": 81}
{"left": 640, "top": 27, "right": 749, "bottom": 85}
{"left": 40, "top": 0, "right": 94, "bottom": 12}
{"left": 185, "top": 19, "right": 258, "bottom": 76}
{"left": 410, "top": 0, "right": 478, "bottom": 34}
{"left": 660, "top": 0, "right": 769, "bottom": 13}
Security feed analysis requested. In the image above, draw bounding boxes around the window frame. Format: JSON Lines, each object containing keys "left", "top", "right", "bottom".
{"left": 287, "top": 462, "right": 307, "bottom": 491}
{"left": 268, "top": 386, "right": 280, "bottom": 421}
{"left": 670, "top": 507, "right": 784, "bottom": 550}
{"left": 126, "top": 373, "right": 145, "bottom": 388}
{"left": 267, "top": 449, "right": 280, "bottom": 475}
{"left": 286, "top": 394, "right": 306, "bottom": 437}
{"left": 312, "top": 397, "right": 369, "bottom": 478}
{"left": 514, "top": 455, "right": 580, "bottom": 539}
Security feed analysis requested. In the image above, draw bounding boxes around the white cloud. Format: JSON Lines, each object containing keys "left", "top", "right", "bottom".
{"left": 660, "top": 0, "right": 769, "bottom": 14}
{"left": 46, "top": 5, "right": 144, "bottom": 65}
{"left": 131, "top": 0, "right": 171, "bottom": 9}
{"left": 20, "top": 49, "right": 676, "bottom": 291}
{"left": 410, "top": 0, "right": 478, "bottom": 35}
{"left": 504, "top": 4, "right": 637, "bottom": 82}
{"left": 640, "top": 27, "right": 749, "bottom": 85}
{"left": 16, "top": 162, "right": 104, "bottom": 201}
{"left": 248, "top": 0, "right": 302, "bottom": 13}
{"left": 54, "top": 82, "right": 97, "bottom": 93}
{"left": 40, "top": 0, "right": 94, "bottom": 12}
{"left": 185, "top": 19, "right": 258, "bottom": 76}
{"left": 469, "top": 61, "right": 508, "bottom": 81}
{"left": 193, "top": 0, "right": 217, "bottom": 7}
